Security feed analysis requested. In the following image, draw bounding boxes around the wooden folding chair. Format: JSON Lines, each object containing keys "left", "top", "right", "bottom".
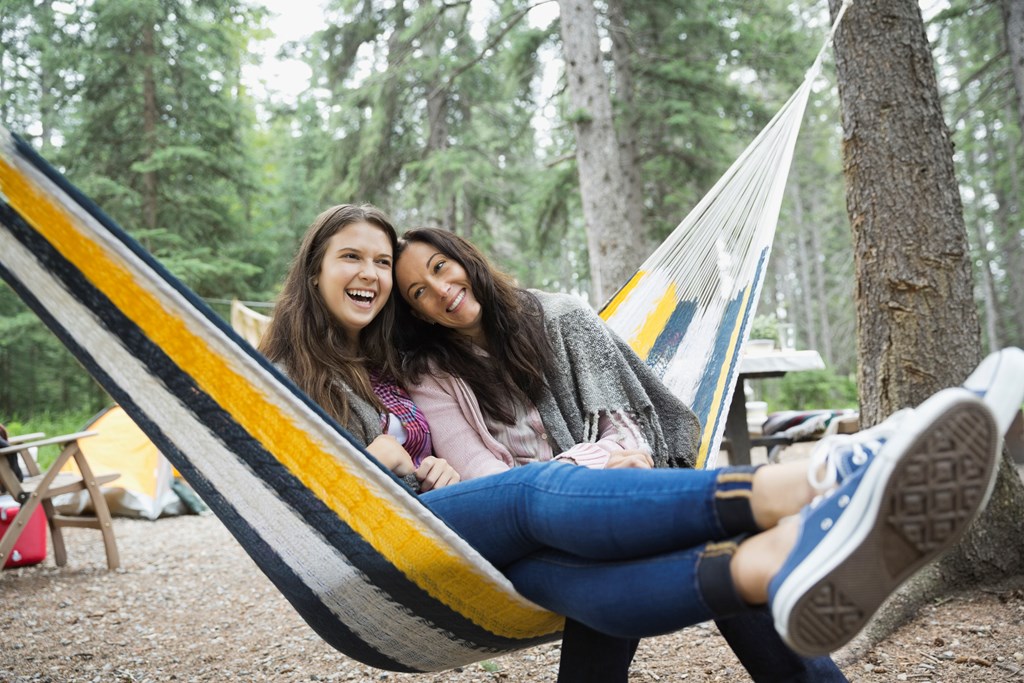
{"left": 0, "top": 431, "right": 121, "bottom": 570}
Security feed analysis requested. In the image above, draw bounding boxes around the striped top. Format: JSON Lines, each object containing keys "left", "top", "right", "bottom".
{"left": 372, "top": 373, "right": 433, "bottom": 465}
{"left": 483, "top": 396, "right": 644, "bottom": 468}
{"left": 410, "top": 367, "right": 648, "bottom": 480}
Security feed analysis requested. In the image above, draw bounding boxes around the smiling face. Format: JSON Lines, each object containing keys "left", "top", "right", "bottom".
{"left": 395, "top": 240, "right": 485, "bottom": 344}
{"left": 316, "top": 221, "right": 394, "bottom": 345}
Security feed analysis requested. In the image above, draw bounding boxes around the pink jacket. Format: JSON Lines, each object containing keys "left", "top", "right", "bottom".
{"left": 409, "top": 370, "right": 642, "bottom": 480}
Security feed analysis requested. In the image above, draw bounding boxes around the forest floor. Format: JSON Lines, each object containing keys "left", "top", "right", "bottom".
{"left": 2, "top": 458, "right": 1023, "bottom": 682}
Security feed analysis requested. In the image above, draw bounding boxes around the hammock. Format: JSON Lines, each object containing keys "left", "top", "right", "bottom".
{"left": 0, "top": 8, "right": 847, "bottom": 673}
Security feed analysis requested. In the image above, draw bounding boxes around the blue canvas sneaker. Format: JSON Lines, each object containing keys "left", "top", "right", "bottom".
{"left": 806, "top": 408, "right": 910, "bottom": 492}
{"left": 769, "top": 387, "right": 999, "bottom": 657}
{"left": 807, "top": 346, "right": 1023, "bottom": 494}
{"left": 961, "top": 347, "right": 1024, "bottom": 435}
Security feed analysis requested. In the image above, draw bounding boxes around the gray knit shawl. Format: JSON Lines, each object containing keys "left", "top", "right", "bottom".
{"left": 274, "top": 362, "right": 382, "bottom": 445}
{"left": 531, "top": 291, "right": 700, "bottom": 469}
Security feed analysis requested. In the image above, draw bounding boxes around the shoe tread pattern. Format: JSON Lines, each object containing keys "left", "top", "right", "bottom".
{"left": 787, "top": 400, "right": 998, "bottom": 656}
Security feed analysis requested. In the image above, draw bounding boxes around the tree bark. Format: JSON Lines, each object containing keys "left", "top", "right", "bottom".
{"left": 141, "top": 22, "right": 159, "bottom": 232}
{"left": 558, "top": 0, "right": 643, "bottom": 304}
{"left": 828, "top": 0, "right": 981, "bottom": 425}
{"left": 606, "top": 0, "right": 646, "bottom": 236}
{"left": 1003, "top": 0, "right": 1024, "bottom": 137}
{"left": 827, "top": 0, "right": 1024, "bottom": 647}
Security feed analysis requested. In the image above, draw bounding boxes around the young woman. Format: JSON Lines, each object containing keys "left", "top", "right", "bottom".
{"left": 390, "top": 227, "right": 1001, "bottom": 679}
{"left": 393, "top": 227, "right": 696, "bottom": 481}
{"left": 262, "top": 208, "right": 1000, "bottom": 674}
{"left": 258, "top": 204, "right": 460, "bottom": 492}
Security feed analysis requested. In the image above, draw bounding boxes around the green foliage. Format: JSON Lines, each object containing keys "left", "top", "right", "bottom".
{"left": 0, "top": 286, "right": 110, "bottom": 420}
{"left": 3, "top": 408, "right": 103, "bottom": 469}
{"left": 59, "top": 0, "right": 264, "bottom": 296}
{"left": 757, "top": 369, "right": 859, "bottom": 412}
{"left": 749, "top": 314, "right": 779, "bottom": 343}
{"left": 565, "top": 108, "right": 593, "bottom": 125}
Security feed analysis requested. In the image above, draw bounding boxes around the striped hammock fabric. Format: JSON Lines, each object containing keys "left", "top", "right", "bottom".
{"left": 599, "top": 8, "right": 847, "bottom": 469}
{"left": 0, "top": 8, "right": 846, "bottom": 671}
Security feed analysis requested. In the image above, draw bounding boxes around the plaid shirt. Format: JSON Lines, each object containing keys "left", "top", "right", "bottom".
{"left": 371, "top": 373, "right": 433, "bottom": 466}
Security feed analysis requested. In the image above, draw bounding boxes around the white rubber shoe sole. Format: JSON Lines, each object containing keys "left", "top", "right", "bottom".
{"left": 962, "top": 347, "right": 1024, "bottom": 435}
{"left": 772, "top": 389, "right": 1000, "bottom": 657}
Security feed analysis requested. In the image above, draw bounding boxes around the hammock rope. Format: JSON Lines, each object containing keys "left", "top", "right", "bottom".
{"left": 600, "top": 0, "right": 850, "bottom": 469}
{"left": 0, "top": 5, "right": 849, "bottom": 672}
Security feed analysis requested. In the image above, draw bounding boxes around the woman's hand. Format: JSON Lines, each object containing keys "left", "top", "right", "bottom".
{"left": 415, "top": 456, "right": 461, "bottom": 492}
{"left": 604, "top": 449, "right": 654, "bottom": 469}
{"left": 367, "top": 434, "right": 416, "bottom": 476}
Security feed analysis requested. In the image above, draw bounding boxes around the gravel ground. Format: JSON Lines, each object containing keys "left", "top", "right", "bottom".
{"left": 2, "top": 511, "right": 1023, "bottom": 683}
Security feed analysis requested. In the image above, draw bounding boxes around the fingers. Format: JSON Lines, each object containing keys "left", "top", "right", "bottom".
{"left": 368, "top": 434, "right": 416, "bottom": 475}
{"left": 605, "top": 449, "right": 654, "bottom": 469}
{"left": 416, "top": 456, "right": 462, "bottom": 492}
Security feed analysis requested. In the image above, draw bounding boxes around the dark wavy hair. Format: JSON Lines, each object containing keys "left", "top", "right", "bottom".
{"left": 259, "top": 204, "right": 401, "bottom": 425}
{"left": 394, "top": 228, "right": 555, "bottom": 425}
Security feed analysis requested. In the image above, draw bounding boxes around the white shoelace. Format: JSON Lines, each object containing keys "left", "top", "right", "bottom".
{"left": 806, "top": 409, "right": 912, "bottom": 492}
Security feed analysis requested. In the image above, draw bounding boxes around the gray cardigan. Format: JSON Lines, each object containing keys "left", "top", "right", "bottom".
{"left": 531, "top": 291, "right": 700, "bottom": 469}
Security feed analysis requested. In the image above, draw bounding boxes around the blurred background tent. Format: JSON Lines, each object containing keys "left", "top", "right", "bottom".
{"left": 58, "top": 406, "right": 203, "bottom": 519}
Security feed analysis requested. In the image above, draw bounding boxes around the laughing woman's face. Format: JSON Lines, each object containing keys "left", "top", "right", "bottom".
{"left": 316, "top": 222, "right": 393, "bottom": 344}
{"left": 395, "top": 241, "right": 485, "bottom": 344}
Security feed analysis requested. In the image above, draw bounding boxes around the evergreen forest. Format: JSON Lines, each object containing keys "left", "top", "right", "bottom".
{"left": 1, "top": 0, "right": 1021, "bottom": 426}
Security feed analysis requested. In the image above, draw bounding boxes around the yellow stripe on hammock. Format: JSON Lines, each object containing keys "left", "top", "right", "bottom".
{"left": 695, "top": 285, "right": 752, "bottom": 470}
{"left": 0, "top": 156, "right": 561, "bottom": 639}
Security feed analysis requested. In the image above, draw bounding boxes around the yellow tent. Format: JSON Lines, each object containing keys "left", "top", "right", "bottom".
{"left": 59, "top": 405, "right": 184, "bottom": 519}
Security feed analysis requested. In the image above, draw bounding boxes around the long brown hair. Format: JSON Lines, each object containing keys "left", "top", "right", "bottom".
{"left": 394, "top": 228, "right": 555, "bottom": 424}
{"left": 259, "top": 204, "right": 401, "bottom": 425}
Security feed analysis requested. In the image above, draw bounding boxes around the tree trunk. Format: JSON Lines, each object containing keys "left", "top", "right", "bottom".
{"left": 971, "top": 130, "right": 1000, "bottom": 352}
{"left": 827, "top": 0, "right": 1024, "bottom": 653}
{"left": 141, "top": 22, "right": 159, "bottom": 232}
{"left": 1003, "top": 0, "right": 1024, "bottom": 137}
{"left": 829, "top": 0, "right": 980, "bottom": 424}
{"left": 558, "top": 0, "right": 642, "bottom": 304}
{"left": 809, "top": 192, "right": 835, "bottom": 365}
{"left": 790, "top": 182, "right": 817, "bottom": 353}
{"left": 606, "top": 0, "right": 646, "bottom": 236}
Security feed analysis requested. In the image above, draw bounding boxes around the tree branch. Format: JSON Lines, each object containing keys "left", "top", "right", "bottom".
{"left": 426, "top": 0, "right": 556, "bottom": 101}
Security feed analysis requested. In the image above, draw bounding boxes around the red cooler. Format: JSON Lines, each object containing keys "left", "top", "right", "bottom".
{"left": 1, "top": 496, "right": 47, "bottom": 568}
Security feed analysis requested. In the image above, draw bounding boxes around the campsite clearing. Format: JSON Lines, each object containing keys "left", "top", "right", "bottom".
{"left": 1, "top": 513, "right": 1022, "bottom": 682}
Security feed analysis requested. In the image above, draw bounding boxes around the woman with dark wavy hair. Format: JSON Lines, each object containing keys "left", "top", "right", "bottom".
{"left": 260, "top": 217, "right": 1002, "bottom": 683}
{"left": 392, "top": 227, "right": 852, "bottom": 682}
{"left": 259, "top": 204, "right": 459, "bottom": 491}
{"left": 395, "top": 227, "right": 674, "bottom": 481}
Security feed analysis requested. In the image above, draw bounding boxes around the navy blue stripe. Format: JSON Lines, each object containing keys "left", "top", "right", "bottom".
{"left": 7, "top": 132, "right": 375, "bottom": 481}
{"left": 691, "top": 248, "right": 770, "bottom": 454}
{"left": 0, "top": 201, "right": 555, "bottom": 657}
{"left": 646, "top": 299, "right": 698, "bottom": 377}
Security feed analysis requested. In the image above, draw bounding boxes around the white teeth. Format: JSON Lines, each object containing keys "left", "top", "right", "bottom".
{"left": 447, "top": 290, "right": 465, "bottom": 312}
{"left": 346, "top": 289, "right": 376, "bottom": 302}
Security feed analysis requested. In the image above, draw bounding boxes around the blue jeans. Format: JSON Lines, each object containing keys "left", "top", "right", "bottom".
{"left": 557, "top": 618, "right": 847, "bottom": 683}
{"left": 420, "top": 461, "right": 754, "bottom": 637}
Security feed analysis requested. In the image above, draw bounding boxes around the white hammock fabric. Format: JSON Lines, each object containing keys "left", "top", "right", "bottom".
{"left": 600, "top": 2, "right": 849, "bottom": 468}
{"left": 0, "top": 6, "right": 848, "bottom": 672}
